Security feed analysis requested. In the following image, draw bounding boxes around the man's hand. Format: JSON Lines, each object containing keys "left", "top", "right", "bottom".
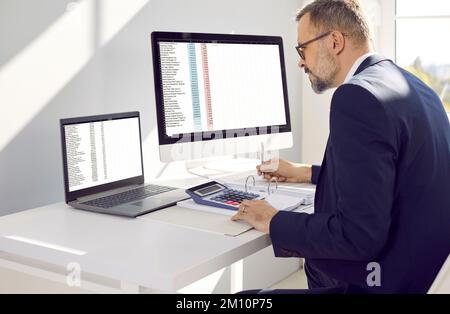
{"left": 256, "top": 158, "right": 312, "bottom": 183}
{"left": 231, "top": 200, "right": 278, "bottom": 234}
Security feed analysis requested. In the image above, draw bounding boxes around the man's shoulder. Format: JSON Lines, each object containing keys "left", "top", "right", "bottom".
{"left": 333, "top": 81, "right": 379, "bottom": 106}
{"left": 346, "top": 59, "right": 395, "bottom": 89}
{"left": 338, "top": 60, "right": 412, "bottom": 105}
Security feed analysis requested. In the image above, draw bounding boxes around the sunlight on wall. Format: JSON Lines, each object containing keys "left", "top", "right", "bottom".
{"left": 0, "top": 0, "right": 94, "bottom": 152}
{"left": 0, "top": 0, "right": 150, "bottom": 153}
{"left": 99, "top": 0, "right": 149, "bottom": 45}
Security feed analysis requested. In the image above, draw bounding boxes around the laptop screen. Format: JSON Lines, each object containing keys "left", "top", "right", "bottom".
{"left": 63, "top": 116, "right": 143, "bottom": 192}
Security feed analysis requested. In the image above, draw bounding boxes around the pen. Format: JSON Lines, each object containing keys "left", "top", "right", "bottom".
{"left": 260, "top": 142, "right": 264, "bottom": 166}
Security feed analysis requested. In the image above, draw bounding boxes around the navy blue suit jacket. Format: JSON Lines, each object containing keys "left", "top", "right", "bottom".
{"left": 270, "top": 55, "right": 450, "bottom": 293}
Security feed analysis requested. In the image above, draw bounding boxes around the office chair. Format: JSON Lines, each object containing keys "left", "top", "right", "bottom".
{"left": 428, "top": 254, "right": 450, "bottom": 294}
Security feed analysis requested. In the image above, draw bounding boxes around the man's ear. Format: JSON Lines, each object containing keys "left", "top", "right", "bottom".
{"left": 330, "top": 31, "right": 345, "bottom": 55}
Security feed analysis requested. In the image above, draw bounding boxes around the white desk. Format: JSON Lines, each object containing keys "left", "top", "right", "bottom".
{"left": 0, "top": 203, "right": 274, "bottom": 292}
{"left": 0, "top": 169, "right": 314, "bottom": 293}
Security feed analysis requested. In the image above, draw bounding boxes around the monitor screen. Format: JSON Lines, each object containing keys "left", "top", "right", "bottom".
{"left": 151, "top": 32, "right": 291, "bottom": 145}
{"left": 63, "top": 116, "right": 143, "bottom": 192}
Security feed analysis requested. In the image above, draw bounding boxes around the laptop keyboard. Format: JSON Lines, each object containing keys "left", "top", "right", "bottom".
{"left": 81, "top": 184, "right": 177, "bottom": 209}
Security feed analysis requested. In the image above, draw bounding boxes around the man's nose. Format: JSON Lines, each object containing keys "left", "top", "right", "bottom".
{"left": 298, "top": 58, "right": 306, "bottom": 69}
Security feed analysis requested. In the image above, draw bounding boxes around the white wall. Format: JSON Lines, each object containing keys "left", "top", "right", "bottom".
{"left": 0, "top": 0, "right": 304, "bottom": 216}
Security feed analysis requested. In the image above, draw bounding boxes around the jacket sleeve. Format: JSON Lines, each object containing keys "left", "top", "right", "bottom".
{"left": 270, "top": 84, "right": 398, "bottom": 261}
{"left": 311, "top": 165, "right": 321, "bottom": 185}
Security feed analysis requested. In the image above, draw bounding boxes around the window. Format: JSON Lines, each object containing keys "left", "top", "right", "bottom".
{"left": 396, "top": 0, "right": 450, "bottom": 113}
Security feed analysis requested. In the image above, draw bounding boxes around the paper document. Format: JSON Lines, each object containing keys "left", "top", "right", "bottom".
{"left": 178, "top": 198, "right": 237, "bottom": 216}
{"left": 265, "top": 193, "right": 306, "bottom": 211}
{"left": 222, "top": 172, "right": 316, "bottom": 194}
{"left": 225, "top": 182, "right": 314, "bottom": 206}
{"left": 178, "top": 192, "right": 308, "bottom": 215}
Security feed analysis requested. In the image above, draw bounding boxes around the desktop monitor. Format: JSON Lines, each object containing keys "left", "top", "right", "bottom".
{"left": 151, "top": 31, "right": 293, "bottom": 162}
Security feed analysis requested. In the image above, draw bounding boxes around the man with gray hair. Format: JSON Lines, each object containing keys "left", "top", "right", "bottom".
{"left": 233, "top": 0, "right": 450, "bottom": 293}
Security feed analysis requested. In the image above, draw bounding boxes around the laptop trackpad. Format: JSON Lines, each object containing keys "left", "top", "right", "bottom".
{"left": 132, "top": 198, "right": 163, "bottom": 208}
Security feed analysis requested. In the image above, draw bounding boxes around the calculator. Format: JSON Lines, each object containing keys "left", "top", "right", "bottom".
{"left": 186, "top": 181, "right": 264, "bottom": 210}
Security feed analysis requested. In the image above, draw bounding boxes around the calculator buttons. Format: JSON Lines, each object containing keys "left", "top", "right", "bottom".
{"left": 207, "top": 188, "right": 261, "bottom": 208}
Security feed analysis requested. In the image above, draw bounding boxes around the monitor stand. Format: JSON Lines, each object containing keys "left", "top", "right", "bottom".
{"left": 185, "top": 155, "right": 260, "bottom": 179}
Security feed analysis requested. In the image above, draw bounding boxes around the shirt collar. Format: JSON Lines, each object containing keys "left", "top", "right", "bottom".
{"left": 343, "top": 52, "right": 377, "bottom": 84}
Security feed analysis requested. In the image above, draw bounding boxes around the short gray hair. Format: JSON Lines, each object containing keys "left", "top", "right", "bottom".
{"left": 296, "top": 0, "right": 371, "bottom": 46}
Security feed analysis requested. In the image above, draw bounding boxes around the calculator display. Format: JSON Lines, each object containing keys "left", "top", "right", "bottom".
{"left": 195, "top": 184, "right": 225, "bottom": 197}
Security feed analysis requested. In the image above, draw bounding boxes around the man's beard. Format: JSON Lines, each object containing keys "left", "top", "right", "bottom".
{"left": 305, "top": 47, "right": 339, "bottom": 94}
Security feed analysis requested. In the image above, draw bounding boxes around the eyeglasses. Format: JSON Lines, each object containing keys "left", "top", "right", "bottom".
{"left": 295, "top": 31, "right": 332, "bottom": 61}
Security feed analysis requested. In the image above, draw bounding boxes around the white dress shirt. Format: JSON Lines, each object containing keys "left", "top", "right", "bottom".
{"left": 343, "top": 52, "right": 377, "bottom": 84}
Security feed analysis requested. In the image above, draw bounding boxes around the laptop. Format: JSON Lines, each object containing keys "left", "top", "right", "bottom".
{"left": 60, "top": 111, "right": 189, "bottom": 217}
